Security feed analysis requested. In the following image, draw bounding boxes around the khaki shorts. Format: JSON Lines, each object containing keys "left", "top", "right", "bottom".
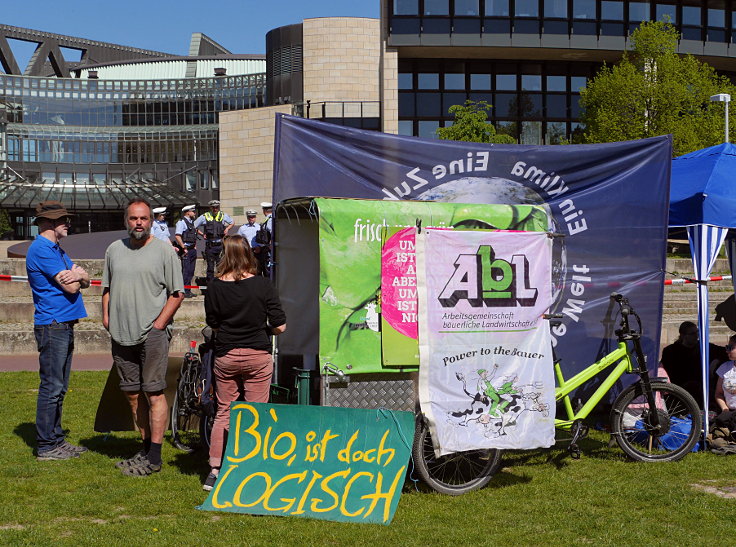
{"left": 112, "top": 327, "right": 170, "bottom": 392}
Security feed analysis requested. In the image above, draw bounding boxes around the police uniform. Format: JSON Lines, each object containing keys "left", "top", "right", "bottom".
{"left": 260, "top": 202, "right": 273, "bottom": 276}
{"left": 194, "top": 200, "right": 233, "bottom": 281}
{"left": 175, "top": 204, "right": 198, "bottom": 296}
{"left": 151, "top": 207, "right": 170, "bottom": 242}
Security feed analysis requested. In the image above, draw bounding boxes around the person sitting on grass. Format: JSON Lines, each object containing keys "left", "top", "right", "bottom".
{"left": 714, "top": 335, "right": 736, "bottom": 436}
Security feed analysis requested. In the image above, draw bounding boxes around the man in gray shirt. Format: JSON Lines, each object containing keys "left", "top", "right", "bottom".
{"left": 102, "top": 198, "right": 184, "bottom": 476}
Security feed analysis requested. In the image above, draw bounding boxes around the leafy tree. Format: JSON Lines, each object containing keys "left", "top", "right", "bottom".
{"left": 436, "top": 101, "right": 516, "bottom": 144}
{"left": 580, "top": 20, "right": 736, "bottom": 156}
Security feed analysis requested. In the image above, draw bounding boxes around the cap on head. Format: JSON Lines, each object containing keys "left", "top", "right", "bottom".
{"left": 34, "top": 201, "right": 73, "bottom": 223}
{"left": 152, "top": 207, "right": 167, "bottom": 215}
{"left": 260, "top": 202, "right": 272, "bottom": 209}
{"left": 246, "top": 209, "right": 257, "bottom": 216}
{"left": 181, "top": 204, "right": 196, "bottom": 212}
{"left": 208, "top": 200, "right": 220, "bottom": 207}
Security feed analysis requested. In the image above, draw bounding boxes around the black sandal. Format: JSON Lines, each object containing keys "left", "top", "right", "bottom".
{"left": 120, "top": 458, "right": 162, "bottom": 476}
{"left": 115, "top": 450, "right": 147, "bottom": 469}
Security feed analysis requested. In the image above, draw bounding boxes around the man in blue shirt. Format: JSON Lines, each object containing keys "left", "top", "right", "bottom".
{"left": 26, "top": 201, "right": 90, "bottom": 461}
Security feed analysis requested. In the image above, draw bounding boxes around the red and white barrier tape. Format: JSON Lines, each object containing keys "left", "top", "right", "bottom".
{"left": 0, "top": 274, "right": 732, "bottom": 288}
{"left": 0, "top": 275, "right": 204, "bottom": 290}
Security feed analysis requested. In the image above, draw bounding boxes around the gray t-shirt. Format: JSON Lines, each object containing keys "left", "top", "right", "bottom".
{"left": 102, "top": 236, "right": 184, "bottom": 346}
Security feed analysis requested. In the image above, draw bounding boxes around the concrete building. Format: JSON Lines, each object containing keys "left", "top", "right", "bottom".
{"left": 5, "top": 2, "right": 736, "bottom": 230}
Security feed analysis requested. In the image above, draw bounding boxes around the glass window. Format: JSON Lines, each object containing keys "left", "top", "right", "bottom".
{"left": 628, "top": 1, "right": 649, "bottom": 22}
{"left": 424, "top": 0, "right": 449, "bottom": 15}
{"left": 515, "top": 0, "right": 538, "bottom": 17}
{"left": 493, "top": 93, "right": 516, "bottom": 116}
{"left": 656, "top": 3, "right": 677, "bottom": 23}
{"left": 398, "top": 120, "right": 414, "bottom": 135}
{"left": 521, "top": 74, "right": 542, "bottom": 91}
{"left": 418, "top": 120, "right": 440, "bottom": 139}
{"left": 571, "top": 76, "right": 587, "bottom": 92}
{"left": 496, "top": 121, "right": 518, "bottom": 140}
{"left": 399, "top": 73, "right": 413, "bottom": 89}
{"left": 546, "top": 94, "right": 567, "bottom": 117}
{"left": 394, "top": 0, "right": 419, "bottom": 15}
{"left": 416, "top": 92, "right": 442, "bottom": 116}
{"left": 546, "top": 121, "right": 567, "bottom": 144}
{"left": 544, "top": 0, "right": 567, "bottom": 18}
{"left": 708, "top": 7, "right": 725, "bottom": 28}
{"left": 185, "top": 172, "right": 196, "bottom": 192}
{"left": 682, "top": 5, "right": 701, "bottom": 26}
{"left": 399, "top": 92, "right": 416, "bottom": 116}
{"left": 601, "top": 1, "right": 623, "bottom": 20}
{"left": 496, "top": 74, "right": 517, "bottom": 90}
{"left": 471, "top": 73, "right": 492, "bottom": 89}
{"left": 547, "top": 75, "right": 567, "bottom": 91}
{"left": 485, "top": 0, "right": 509, "bottom": 16}
{"left": 443, "top": 92, "right": 468, "bottom": 113}
{"left": 521, "top": 121, "right": 542, "bottom": 144}
{"left": 445, "top": 73, "right": 465, "bottom": 89}
{"left": 418, "top": 73, "right": 440, "bottom": 89}
{"left": 573, "top": 0, "right": 595, "bottom": 19}
{"left": 455, "top": 0, "right": 479, "bottom": 15}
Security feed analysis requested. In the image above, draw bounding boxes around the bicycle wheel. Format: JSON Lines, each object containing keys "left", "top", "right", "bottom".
{"left": 610, "top": 381, "right": 701, "bottom": 462}
{"left": 171, "top": 356, "right": 200, "bottom": 452}
{"left": 412, "top": 417, "right": 502, "bottom": 495}
{"left": 199, "top": 411, "right": 214, "bottom": 449}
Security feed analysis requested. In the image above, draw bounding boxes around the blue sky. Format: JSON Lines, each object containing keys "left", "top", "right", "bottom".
{"left": 2, "top": 0, "right": 379, "bottom": 60}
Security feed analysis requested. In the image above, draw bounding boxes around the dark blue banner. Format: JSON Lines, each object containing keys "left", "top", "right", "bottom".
{"left": 273, "top": 114, "right": 672, "bottom": 378}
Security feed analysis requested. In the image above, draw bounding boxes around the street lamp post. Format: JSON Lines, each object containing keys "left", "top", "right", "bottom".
{"left": 710, "top": 93, "right": 731, "bottom": 143}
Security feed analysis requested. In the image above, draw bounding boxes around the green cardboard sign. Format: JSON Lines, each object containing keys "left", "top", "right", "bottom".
{"left": 199, "top": 403, "right": 415, "bottom": 525}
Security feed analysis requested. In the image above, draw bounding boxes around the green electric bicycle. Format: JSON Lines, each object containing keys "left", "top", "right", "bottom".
{"left": 413, "top": 292, "right": 701, "bottom": 494}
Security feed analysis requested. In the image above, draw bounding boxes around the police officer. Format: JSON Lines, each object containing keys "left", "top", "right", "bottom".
{"left": 151, "top": 207, "right": 171, "bottom": 243}
{"left": 260, "top": 202, "right": 273, "bottom": 276}
{"left": 175, "top": 204, "right": 198, "bottom": 298}
{"left": 237, "top": 209, "right": 260, "bottom": 248}
{"left": 195, "top": 200, "right": 233, "bottom": 281}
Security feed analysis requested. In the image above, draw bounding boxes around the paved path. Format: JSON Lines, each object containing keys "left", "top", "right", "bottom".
{"left": 0, "top": 353, "right": 111, "bottom": 372}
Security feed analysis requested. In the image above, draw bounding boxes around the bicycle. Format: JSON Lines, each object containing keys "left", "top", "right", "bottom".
{"left": 171, "top": 340, "right": 213, "bottom": 452}
{"left": 411, "top": 292, "right": 701, "bottom": 495}
{"left": 555, "top": 292, "right": 701, "bottom": 462}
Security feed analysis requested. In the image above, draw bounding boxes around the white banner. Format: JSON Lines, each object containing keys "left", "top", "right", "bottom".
{"left": 416, "top": 229, "right": 556, "bottom": 455}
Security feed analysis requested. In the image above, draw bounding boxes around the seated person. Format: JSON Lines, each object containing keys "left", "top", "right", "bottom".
{"left": 714, "top": 335, "right": 736, "bottom": 433}
{"left": 660, "top": 321, "right": 727, "bottom": 409}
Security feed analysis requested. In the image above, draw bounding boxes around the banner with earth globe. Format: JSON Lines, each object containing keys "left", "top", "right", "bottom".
{"left": 273, "top": 114, "right": 672, "bottom": 378}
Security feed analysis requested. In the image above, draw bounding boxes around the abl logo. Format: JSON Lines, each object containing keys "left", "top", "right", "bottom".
{"left": 438, "top": 245, "right": 538, "bottom": 308}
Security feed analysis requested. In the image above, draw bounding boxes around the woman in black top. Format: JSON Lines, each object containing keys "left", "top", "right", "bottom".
{"left": 202, "top": 235, "right": 286, "bottom": 491}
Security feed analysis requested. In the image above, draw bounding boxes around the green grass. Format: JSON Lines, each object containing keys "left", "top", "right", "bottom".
{"left": 2, "top": 370, "right": 736, "bottom": 546}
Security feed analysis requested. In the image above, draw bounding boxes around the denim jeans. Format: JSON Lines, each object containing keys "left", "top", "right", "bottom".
{"left": 34, "top": 321, "right": 74, "bottom": 453}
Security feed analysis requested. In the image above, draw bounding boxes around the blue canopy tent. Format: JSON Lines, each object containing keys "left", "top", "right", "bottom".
{"left": 670, "top": 142, "right": 736, "bottom": 439}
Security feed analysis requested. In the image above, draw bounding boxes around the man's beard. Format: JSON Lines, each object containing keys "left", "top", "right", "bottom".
{"left": 128, "top": 225, "right": 150, "bottom": 240}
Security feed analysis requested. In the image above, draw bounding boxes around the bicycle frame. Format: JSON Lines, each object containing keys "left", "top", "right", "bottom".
{"left": 554, "top": 342, "right": 633, "bottom": 430}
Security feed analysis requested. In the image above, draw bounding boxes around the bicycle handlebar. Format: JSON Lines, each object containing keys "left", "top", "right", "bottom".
{"left": 609, "top": 292, "right": 642, "bottom": 339}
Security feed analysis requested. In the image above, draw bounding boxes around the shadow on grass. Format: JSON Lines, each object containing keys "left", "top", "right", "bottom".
{"left": 169, "top": 447, "right": 209, "bottom": 481}
{"left": 13, "top": 422, "right": 36, "bottom": 451}
{"left": 76, "top": 433, "right": 142, "bottom": 460}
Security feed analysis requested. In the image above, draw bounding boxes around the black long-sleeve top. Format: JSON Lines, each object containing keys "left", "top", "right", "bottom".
{"left": 204, "top": 276, "right": 286, "bottom": 356}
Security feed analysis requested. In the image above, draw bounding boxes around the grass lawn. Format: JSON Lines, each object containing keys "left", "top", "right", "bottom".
{"left": 1, "top": 370, "right": 735, "bottom": 546}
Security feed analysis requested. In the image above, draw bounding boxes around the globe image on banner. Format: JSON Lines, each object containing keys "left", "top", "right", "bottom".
{"left": 417, "top": 176, "right": 567, "bottom": 309}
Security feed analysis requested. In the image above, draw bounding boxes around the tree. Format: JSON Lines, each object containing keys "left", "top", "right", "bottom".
{"left": 436, "top": 101, "right": 516, "bottom": 144}
{"left": 579, "top": 20, "right": 736, "bottom": 156}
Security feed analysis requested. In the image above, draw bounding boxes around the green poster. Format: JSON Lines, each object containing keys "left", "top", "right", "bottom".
{"left": 199, "top": 403, "right": 415, "bottom": 525}
{"left": 315, "top": 198, "right": 549, "bottom": 374}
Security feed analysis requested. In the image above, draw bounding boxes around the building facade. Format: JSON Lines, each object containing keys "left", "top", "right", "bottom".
{"left": 0, "top": 26, "right": 265, "bottom": 237}
{"left": 6, "top": 3, "right": 736, "bottom": 234}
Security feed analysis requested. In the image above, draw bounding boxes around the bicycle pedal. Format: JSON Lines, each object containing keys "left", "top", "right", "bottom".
{"left": 568, "top": 443, "right": 581, "bottom": 460}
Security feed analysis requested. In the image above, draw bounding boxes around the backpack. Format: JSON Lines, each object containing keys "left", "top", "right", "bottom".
{"left": 255, "top": 219, "right": 271, "bottom": 246}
